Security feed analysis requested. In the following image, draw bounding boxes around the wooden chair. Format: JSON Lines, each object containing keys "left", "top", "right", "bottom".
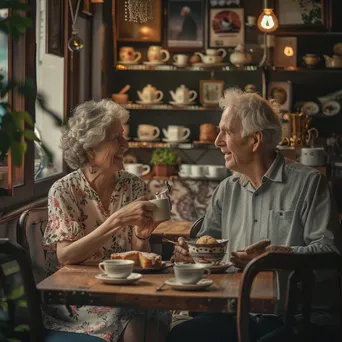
{"left": 189, "top": 216, "right": 204, "bottom": 238}
{"left": 237, "top": 252, "right": 342, "bottom": 342}
{"left": 16, "top": 207, "right": 48, "bottom": 283}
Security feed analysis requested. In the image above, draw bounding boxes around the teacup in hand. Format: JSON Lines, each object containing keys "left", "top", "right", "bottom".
{"left": 98, "top": 260, "right": 134, "bottom": 279}
{"left": 149, "top": 198, "right": 171, "bottom": 221}
{"left": 174, "top": 263, "right": 210, "bottom": 284}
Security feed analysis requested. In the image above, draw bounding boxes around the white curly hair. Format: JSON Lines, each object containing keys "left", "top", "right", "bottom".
{"left": 60, "top": 99, "right": 129, "bottom": 169}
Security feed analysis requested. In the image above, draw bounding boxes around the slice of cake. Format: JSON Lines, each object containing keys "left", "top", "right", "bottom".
{"left": 110, "top": 251, "right": 140, "bottom": 266}
{"left": 110, "top": 251, "right": 162, "bottom": 269}
{"left": 139, "top": 252, "right": 162, "bottom": 269}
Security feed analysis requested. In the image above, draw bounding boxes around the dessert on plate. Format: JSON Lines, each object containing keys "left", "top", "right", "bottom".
{"left": 111, "top": 251, "right": 162, "bottom": 268}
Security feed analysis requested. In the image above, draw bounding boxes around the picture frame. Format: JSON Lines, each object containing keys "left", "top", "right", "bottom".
{"left": 208, "top": 0, "right": 242, "bottom": 8}
{"left": 167, "top": 0, "right": 205, "bottom": 50}
{"left": 267, "top": 81, "right": 293, "bottom": 112}
{"left": 116, "top": 0, "right": 162, "bottom": 42}
{"left": 200, "top": 80, "right": 225, "bottom": 107}
{"left": 209, "top": 8, "right": 244, "bottom": 48}
{"left": 81, "top": 0, "right": 92, "bottom": 17}
{"left": 274, "top": 0, "right": 331, "bottom": 34}
{"left": 46, "top": 0, "right": 64, "bottom": 57}
{"left": 274, "top": 37, "right": 298, "bottom": 69}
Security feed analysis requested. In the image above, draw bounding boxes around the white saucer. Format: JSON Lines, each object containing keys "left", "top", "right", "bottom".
{"left": 323, "top": 100, "right": 341, "bottom": 116}
{"left": 136, "top": 100, "right": 163, "bottom": 105}
{"left": 169, "top": 101, "right": 196, "bottom": 107}
{"left": 165, "top": 278, "right": 213, "bottom": 291}
{"left": 173, "top": 63, "right": 188, "bottom": 68}
{"left": 95, "top": 273, "right": 142, "bottom": 285}
{"left": 206, "top": 262, "right": 233, "bottom": 273}
{"left": 162, "top": 138, "right": 189, "bottom": 143}
{"left": 143, "top": 61, "right": 166, "bottom": 66}
{"left": 117, "top": 60, "right": 140, "bottom": 65}
{"left": 192, "top": 63, "right": 227, "bottom": 68}
{"left": 134, "top": 138, "right": 160, "bottom": 142}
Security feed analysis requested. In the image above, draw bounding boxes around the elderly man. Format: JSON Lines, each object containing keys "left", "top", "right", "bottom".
{"left": 168, "top": 88, "right": 342, "bottom": 342}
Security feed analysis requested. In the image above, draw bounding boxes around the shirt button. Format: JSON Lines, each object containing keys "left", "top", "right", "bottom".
{"left": 254, "top": 219, "right": 258, "bottom": 223}
{"left": 255, "top": 192, "right": 259, "bottom": 196}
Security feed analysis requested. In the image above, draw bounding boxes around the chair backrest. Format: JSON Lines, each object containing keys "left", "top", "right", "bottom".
{"left": 190, "top": 216, "right": 204, "bottom": 238}
{"left": 16, "top": 207, "right": 48, "bottom": 283}
{"left": 0, "top": 238, "right": 45, "bottom": 342}
{"left": 237, "top": 252, "right": 342, "bottom": 342}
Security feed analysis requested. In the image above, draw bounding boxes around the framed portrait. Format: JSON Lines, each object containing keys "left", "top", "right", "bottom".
{"left": 208, "top": 0, "right": 242, "bottom": 8}
{"left": 209, "top": 8, "right": 244, "bottom": 47}
{"left": 275, "top": 0, "right": 331, "bottom": 33}
{"left": 116, "top": 0, "right": 162, "bottom": 42}
{"left": 46, "top": 0, "right": 64, "bottom": 57}
{"left": 274, "top": 37, "right": 297, "bottom": 69}
{"left": 268, "top": 81, "right": 293, "bottom": 112}
{"left": 200, "top": 80, "right": 225, "bottom": 107}
{"left": 167, "top": 0, "right": 204, "bottom": 50}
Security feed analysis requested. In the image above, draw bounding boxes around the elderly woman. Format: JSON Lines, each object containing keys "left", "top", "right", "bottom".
{"left": 42, "top": 99, "right": 170, "bottom": 342}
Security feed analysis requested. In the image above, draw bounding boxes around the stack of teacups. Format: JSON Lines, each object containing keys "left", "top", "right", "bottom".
{"left": 179, "top": 164, "right": 227, "bottom": 179}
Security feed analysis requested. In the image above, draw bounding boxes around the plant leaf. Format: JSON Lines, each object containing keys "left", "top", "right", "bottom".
{"left": 10, "top": 140, "right": 27, "bottom": 167}
{"left": 23, "top": 129, "right": 39, "bottom": 141}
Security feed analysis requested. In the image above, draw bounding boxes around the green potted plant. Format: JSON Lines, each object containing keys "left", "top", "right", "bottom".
{"left": 150, "top": 148, "right": 179, "bottom": 177}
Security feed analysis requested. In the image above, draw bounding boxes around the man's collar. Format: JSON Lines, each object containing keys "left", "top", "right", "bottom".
{"left": 262, "top": 152, "right": 285, "bottom": 183}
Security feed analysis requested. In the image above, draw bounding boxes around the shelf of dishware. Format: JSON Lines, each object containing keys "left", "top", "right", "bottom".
{"left": 142, "top": 175, "right": 223, "bottom": 182}
{"left": 122, "top": 103, "right": 221, "bottom": 111}
{"left": 115, "top": 64, "right": 259, "bottom": 72}
{"left": 128, "top": 141, "right": 217, "bottom": 150}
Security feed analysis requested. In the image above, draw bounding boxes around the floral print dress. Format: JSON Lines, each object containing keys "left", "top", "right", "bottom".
{"left": 42, "top": 169, "right": 170, "bottom": 342}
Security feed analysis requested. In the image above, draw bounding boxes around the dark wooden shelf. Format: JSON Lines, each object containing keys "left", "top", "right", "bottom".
{"left": 122, "top": 104, "right": 221, "bottom": 111}
{"left": 128, "top": 141, "right": 218, "bottom": 150}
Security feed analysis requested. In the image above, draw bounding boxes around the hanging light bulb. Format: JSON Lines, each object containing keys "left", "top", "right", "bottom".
{"left": 257, "top": 8, "right": 279, "bottom": 33}
{"left": 67, "top": 28, "right": 84, "bottom": 52}
{"left": 284, "top": 45, "right": 294, "bottom": 57}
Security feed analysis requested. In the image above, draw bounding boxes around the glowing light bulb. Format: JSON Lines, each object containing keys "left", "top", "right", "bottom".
{"left": 257, "top": 9, "right": 279, "bottom": 33}
{"left": 284, "top": 46, "right": 294, "bottom": 57}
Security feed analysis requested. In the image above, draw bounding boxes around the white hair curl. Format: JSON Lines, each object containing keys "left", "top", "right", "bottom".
{"left": 60, "top": 99, "right": 129, "bottom": 169}
{"left": 219, "top": 88, "right": 282, "bottom": 151}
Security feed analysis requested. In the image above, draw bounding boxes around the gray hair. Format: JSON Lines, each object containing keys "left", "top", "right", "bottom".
{"left": 60, "top": 99, "right": 129, "bottom": 169}
{"left": 219, "top": 88, "right": 282, "bottom": 151}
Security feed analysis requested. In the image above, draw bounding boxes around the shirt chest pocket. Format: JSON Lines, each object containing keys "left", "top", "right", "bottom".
{"left": 267, "top": 209, "right": 295, "bottom": 244}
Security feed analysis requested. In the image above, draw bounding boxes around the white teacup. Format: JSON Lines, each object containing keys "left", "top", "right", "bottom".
{"left": 179, "top": 164, "right": 191, "bottom": 177}
{"left": 149, "top": 198, "right": 171, "bottom": 221}
{"left": 148, "top": 46, "right": 170, "bottom": 63}
{"left": 137, "top": 124, "right": 160, "bottom": 140}
{"left": 206, "top": 165, "right": 227, "bottom": 179}
{"left": 191, "top": 165, "right": 206, "bottom": 178}
{"left": 247, "top": 16, "right": 256, "bottom": 26}
{"left": 125, "top": 163, "right": 151, "bottom": 176}
{"left": 174, "top": 263, "right": 211, "bottom": 284}
{"left": 173, "top": 54, "right": 188, "bottom": 66}
{"left": 162, "top": 125, "right": 191, "bottom": 141}
{"left": 119, "top": 46, "right": 142, "bottom": 63}
{"left": 98, "top": 260, "right": 134, "bottom": 279}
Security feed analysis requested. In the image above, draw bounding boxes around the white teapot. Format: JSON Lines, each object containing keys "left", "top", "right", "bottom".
{"left": 170, "top": 85, "right": 197, "bottom": 103}
{"left": 137, "top": 84, "right": 163, "bottom": 103}
{"left": 195, "top": 48, "right": 227, "bottom": 64}
{"left": 229, "top": 44, "right": 252, "bottom": 67}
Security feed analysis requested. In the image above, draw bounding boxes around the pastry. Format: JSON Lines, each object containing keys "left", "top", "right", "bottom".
{"left": 196, "top": 235, "right": 218, "bottom": 244}
{"left": 111, "top": 251, "right": 162, "bottom": 268}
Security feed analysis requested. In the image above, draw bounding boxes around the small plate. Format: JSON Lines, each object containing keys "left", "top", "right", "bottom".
{"left": 173, "top": 63, "right": 188, "bottom": 67}
{"left": 136, "top": 100, "right": 163, "bottom": 105}
{"left": 96, "top": 273, "right": 142, "bottom": 285}
{"left": 192, "top": 62, "right": 227, "bottom": 68}
{"left": 302, "top": 101, "right": 320, "bottom": 116}
{"left": 165, "top": 278, "right": 213, "bottom": 291}
{"left": 207, "top": 262, "right": 233, "bottom": 273}
{"left": 117, "top": 60, "right": 140, "bottom": 65}
{"left": 143, "top": 61, "right": 166, "bottom": 66}
{"left": 134, "top": 261, "right": 172, "bottom": 273}
{"left": 162, "top": 138, "right": 189, "bottom": 143}
{"left": 134, "top": 137, "right": 160, "bottom": 142}
{"left": 169, "top": 101, "right": 196, "bottom": 107}
{"left": 323, "top": 100, "right": 341, "bottom": 116}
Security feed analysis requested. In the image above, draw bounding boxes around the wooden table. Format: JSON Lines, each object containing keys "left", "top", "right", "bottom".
{"left": 37, "top": 265, "right": 277, "bottom": 313}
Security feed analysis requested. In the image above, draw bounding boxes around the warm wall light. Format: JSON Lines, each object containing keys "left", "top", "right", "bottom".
{"left": 284, "top": 46, "right": 294, "bottom": 57}
{"left": 257, "top": 8, "right": 279, "bottom": 33}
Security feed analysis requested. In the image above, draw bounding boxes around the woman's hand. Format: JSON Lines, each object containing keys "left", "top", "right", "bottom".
{"left": 173, "top": 237, "right": 194, "bottom": 263}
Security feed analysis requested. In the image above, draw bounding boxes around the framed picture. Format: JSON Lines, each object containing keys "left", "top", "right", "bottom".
{"left": 116, "top": 0, "right": 162, "bottom": 42}
{"left": 167, "top": 0, "right": 204, "bottom": 50}
{"left": 275, "top": 0, "right": 331, "bottom": 33}
{"left": 274, "top": 37, "right": 297, "bottom": 69}
{"left": 208, "top": 0, "right": 242, "bottom": 8}
{"left": 46, "top": 0, "right": 64, "bottom": 57}
{"left": 200, "top": 80, "right": 225, "bottom": 107}
{"left": 209, "top": 8, "right": 244, "bottom": 47}
{"left": 268, "top": 81, "right": 293, "bottom": 112}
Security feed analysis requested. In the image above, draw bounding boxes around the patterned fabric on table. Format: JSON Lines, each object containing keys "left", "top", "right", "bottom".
{"left": 0, "top": 254, "right": 31, "bottom": 342}
{"left": 42, "top": 169, "right": 171, "bottom": 342}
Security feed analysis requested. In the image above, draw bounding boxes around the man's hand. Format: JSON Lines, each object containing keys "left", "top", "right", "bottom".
{"left": 173, "top": 237, "right": 194, "bottom": 263}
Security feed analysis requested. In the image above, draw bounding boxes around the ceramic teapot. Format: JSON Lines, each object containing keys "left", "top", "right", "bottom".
{"left": 170, "top": 85, "right": 197, "bottom": 103}
{"left": 323, "top": 54, "right": 342, "bottom": 68}
{"left": 195, "top": 48, "right": 227, "bottom": 64}
{"left": 229, "top": 44, "right": 252, "bottom": 67}
{"left": 137, "top": 84, "right": 163, "bottom": 103}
